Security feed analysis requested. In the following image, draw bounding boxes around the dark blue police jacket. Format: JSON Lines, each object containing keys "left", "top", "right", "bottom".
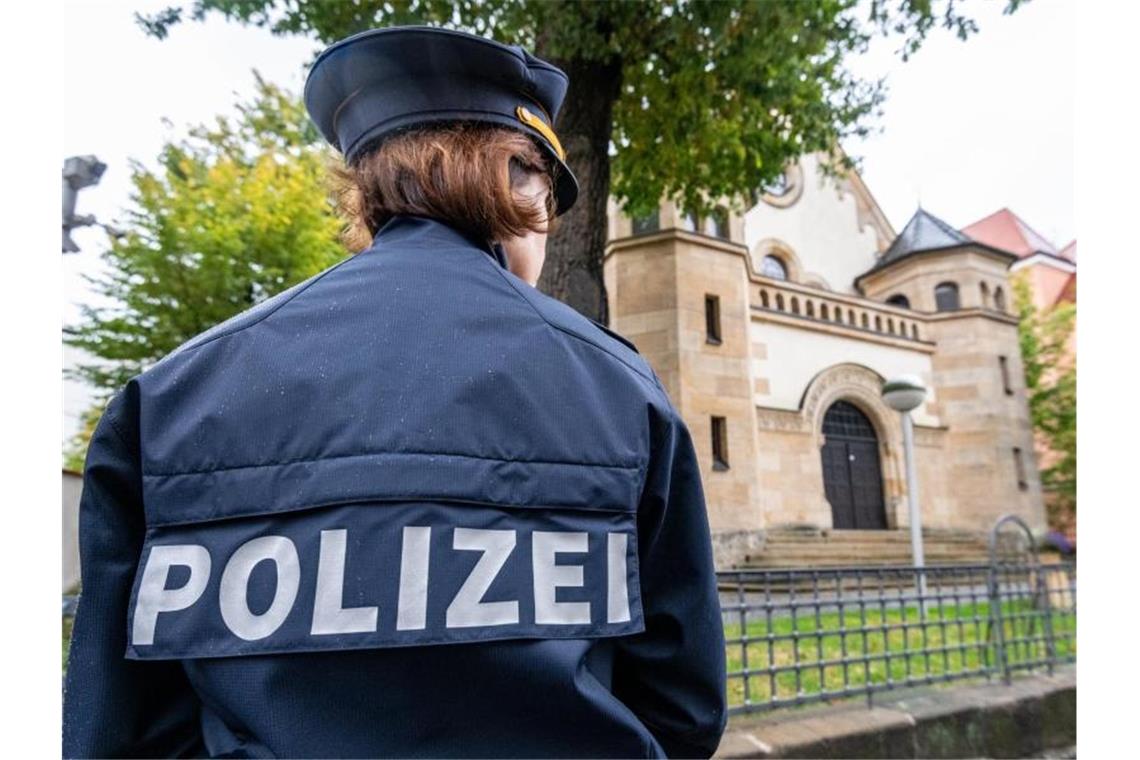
{"left": 62, "top": 214, "right": 728, "bottom": 759}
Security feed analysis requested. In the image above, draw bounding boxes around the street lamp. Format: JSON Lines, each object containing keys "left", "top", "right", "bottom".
{"left": 882, "top": 374, "right": 928, "bottom": 613}
{"left": 63, "top": 155, "right": 107, "bottom": 253}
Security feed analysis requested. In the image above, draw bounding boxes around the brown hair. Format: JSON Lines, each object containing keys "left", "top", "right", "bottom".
{"left": 330, "top": 121, "right": 560, "bottom": 252}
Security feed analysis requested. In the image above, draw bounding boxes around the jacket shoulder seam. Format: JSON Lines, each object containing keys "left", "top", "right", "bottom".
{"left": 165, "top": 253, "right": 357, "bottom": 360}
{"left": 481, "top": 255, "right": 658, "bottom": 386}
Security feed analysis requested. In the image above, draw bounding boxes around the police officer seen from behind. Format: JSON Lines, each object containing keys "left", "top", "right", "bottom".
{"left": 63, "top": 26, "right": 727, "bottom": 759}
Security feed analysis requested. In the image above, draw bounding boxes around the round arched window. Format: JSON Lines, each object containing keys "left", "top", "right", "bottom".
{"left": 763, "top": 172, "right": 790, "bottom": 198}
{"left": 934, "top": 282, "right": 960, "bottom": 312}
{"left": 886, "top": 293, "right": 910, "bottom": 309}
{"left": 761, "top": 255, "right": 788, "bottom": 281}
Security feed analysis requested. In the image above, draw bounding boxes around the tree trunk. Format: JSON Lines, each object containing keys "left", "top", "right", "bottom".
{"left": 537, "top": 58, "right": 622, "bottom": 325}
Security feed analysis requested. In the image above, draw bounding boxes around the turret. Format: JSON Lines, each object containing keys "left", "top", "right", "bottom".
{"left": 604, "top": 197, "right": 764, "bottom": 561}
{"left": 856, "top": 209, "right": 1046, "bottom": 532}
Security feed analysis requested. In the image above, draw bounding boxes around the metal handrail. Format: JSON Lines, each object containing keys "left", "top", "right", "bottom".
{"left": 718, "top": 545, "right": 1075, "bottom": 715}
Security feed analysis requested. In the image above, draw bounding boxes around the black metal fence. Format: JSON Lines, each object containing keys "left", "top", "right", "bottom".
{"left": 717, "top": 558, "right": 1076, "bottom": 715}
{"left": 62, "top": 519, "right": 1076, "bottom": 719}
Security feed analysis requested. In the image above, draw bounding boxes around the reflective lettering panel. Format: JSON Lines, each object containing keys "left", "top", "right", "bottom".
{"left": 607, "top": 532, "right": 632, "bottom": 624}
{"left": 312, "top": 529, "right": 379, "bottom": 635}
{"left": 132, "top": 545, "right": 211, "bottom": 646}
{"left": 219, "top": 536, "right": 301, "bottom": 641}
{"left": 126, "top": 501, "right": 644, "bottom": 660}
{"left": 446, "top": 528, "right": 519, "bottom": 628}
{"left": 533, "top": 531, "right": 591, "bottom": 625}
{"left": 396, "top": 526, "right": 431, "bottom": 631}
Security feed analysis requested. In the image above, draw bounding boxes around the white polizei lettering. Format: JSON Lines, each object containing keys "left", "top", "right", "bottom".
{"left": 132, "top": 544, "right": 212, "bottom": 646}
{"left": 532, "top": 531, "right": 591, "bottom": 625}
{"left": 311, "top": 529, "right": 378, "bottom": 635}
{"left": 219, "top": 535, "right": 301, "bottom": 641}
{"left": 396, "top": 526, "right": 432, "bottom": 631}
{"left": 446, "top": 528, "right": 519, "bottom": 628}
{"left": 607, "top": 532, "right": 632, "bottom": 623}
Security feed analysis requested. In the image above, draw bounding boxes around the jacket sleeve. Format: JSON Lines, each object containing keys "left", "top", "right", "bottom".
{"left": 612, "top": 396, "right": 728, "bottom": 758}
{"left": 62, "top": 388, "right": 204, "bottom": 759}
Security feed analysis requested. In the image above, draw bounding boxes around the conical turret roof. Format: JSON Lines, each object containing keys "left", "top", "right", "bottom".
{"left": 854, "top": 207, "right": 1016, "bottom": 289}
{"left": 880, "top": 208, "right": 972, "bottom": 265}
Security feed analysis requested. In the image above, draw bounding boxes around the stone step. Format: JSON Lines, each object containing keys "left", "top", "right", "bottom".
{"left": 752, "top": 557, "right": 987, "bottom": 567}
{"left": 765, "top": 530, "right": 983, "bottom": 545}
{"left": 747, "top": 553, "right": 989, "bottom": 565}
{"left": 758, "top": 545, "right": 986, "bottom": 557}
{"left": 751, "top": 543, "right": 988, "bottom": 556}
{"left": 742, "top": 546, "right": 991, "bottom": 568}
{"left": 736, "top": 529, "right": 993, "bottom": 570}
{"left": 757, "top": 545, "right": 986, "bottom": 554}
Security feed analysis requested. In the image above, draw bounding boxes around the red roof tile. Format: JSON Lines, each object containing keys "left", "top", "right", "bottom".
{"left": 1058, "top": 239, "right": 1077, "bottom": 262}
{"left": 961, "top": 208, "right": 1058, "bottom": 258}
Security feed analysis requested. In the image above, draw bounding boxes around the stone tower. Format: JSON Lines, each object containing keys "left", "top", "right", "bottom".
{"left": 604, "top": 198, "right": 765, "bottom": 561}
{"left": 856, "top": 209, "right": 1046, "bottom": 532}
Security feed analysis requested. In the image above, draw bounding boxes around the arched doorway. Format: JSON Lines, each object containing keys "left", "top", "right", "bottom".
{"left": 820, "top": 401, "right": 887, "bottom": 530}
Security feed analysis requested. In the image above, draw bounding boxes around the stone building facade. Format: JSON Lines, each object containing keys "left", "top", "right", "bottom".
{"left": 604, "top": 153, "right": 1046, "bottom": 568}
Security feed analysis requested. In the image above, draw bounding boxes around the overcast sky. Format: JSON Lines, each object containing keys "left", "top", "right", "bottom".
{"left": 62, "top": 0, "right": 1074, "bottom": 444}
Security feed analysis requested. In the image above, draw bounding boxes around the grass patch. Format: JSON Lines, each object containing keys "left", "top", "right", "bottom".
{"left": 63, "top": 616, "right": 74, "bottom": 672}
{"left": 723, "top": 598, "right": 1075, "bottom": 707}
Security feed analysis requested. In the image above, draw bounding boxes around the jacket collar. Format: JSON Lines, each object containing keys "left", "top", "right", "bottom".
{"left": 369, "top": 215, "right": 510, "bottom": 270}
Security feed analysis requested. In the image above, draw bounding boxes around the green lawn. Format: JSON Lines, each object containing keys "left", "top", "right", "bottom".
{"left": 61, "top": 597, "right": 1074, "bottom": 707}
{"left": 723, "top": 599, "right": 1075, "bottom": 707}
{"left": 63, "top": 616, "right": 74, "bottom": 671}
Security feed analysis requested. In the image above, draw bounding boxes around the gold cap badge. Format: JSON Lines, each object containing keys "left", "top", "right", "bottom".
{"left": 515, "top": 105, "right": 566, "bottom": 161}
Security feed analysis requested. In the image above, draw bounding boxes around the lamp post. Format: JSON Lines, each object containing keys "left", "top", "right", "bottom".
{"left": 63, "top": 155, "right": 107, "bottom": 253}
{"left": 882, "top": 375, "right": 928, "bottom": 614}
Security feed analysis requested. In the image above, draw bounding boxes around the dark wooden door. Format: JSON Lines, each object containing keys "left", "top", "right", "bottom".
{"left": 821, "top": 401, "right": 887, "bottom": 530}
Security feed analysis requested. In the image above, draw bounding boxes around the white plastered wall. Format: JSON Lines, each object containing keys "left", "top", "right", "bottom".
{"left": 744, "top": 153, "right": 882, "bottom": 295}
{"left": 752, "top": 321, "right": 940, "bottom": 427}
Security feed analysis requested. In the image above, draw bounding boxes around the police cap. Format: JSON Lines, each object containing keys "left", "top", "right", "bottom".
{"left": 304, "top": 25, "right": 579, "bottom": 216}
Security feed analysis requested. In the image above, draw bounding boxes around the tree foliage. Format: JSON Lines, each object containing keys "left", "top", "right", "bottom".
{"left": 64, "top": 74, "right": 348, "bottom": 396}
{"left": 1012, "top": 273, "right": 1076, "bottom": 533}
{"left": 63, "top": 401, "right": 106, "bottom": 472}
{"left": 135, "top": 0, "right": 1027, "bottom": 320}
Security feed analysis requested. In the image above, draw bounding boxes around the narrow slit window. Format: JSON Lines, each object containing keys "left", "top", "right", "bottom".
{"left": 711, "top": 416, "right": 729, "bottom": 471}
{"left": 999, "top": 355, "right": 1014, "bottom": 395}
{"left": 704, "top": 294, "right": 722, "bottom": 345}
{"left": 1013, "top": 447, "right": 1028, "bottom": 491}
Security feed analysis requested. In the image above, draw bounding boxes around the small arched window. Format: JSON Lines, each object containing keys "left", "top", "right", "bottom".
{"left": 790, "top": 297, "right": 800, "bottom": 315}
{"left": 705, "top": 206, "right": 730, "bottom": 239}
{"left": 775, "top": 293, "right": 785, "bottom": 311}
{"left": 805, "top": 300, "right": 815, "bottom": 318}
{"left": 820, "top": 304, "right": 830, "bottom": 321}
{"left": 761, "top": 254, "right": 788, "bottom": 281}
{"left": 887, "top": 318, "right": 895, "bottom": 334}
{"left": 994, "top": 286, "right": 1007, "bottom": 312}
{"left": 911, "top": 324, "right": 919, "bottom": 340}
{"left": 861, "top": 313, "right": 869, "bottom": 329}
{"left": 760, "top": 290, "right": 769, "bottom": 308}
{"left": 874, "top": 315, "right": 883, "bottom": 332}
{"left": 935, "top": 282, "right": 961, "bottom": 312}
{"left": 631, "top": 210, "right": 660, "bottom": 235}
{"left": 680, "top": 208, "right": 700, "bottom": 232}
{"left": 980, "top": 282, "right": 990, "bottom": 309}
{"left": 848, "top": 309, "right": 856, "bottom": 324}
{"left": 886, "top": 293, "right": 910, "bottom": 309}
